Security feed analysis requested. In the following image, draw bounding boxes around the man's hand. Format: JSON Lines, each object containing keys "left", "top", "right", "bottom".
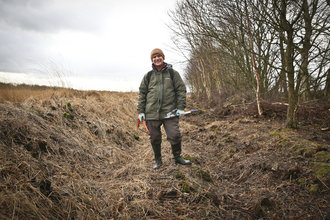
{"left": 176, "top": 109, "right": 185, "bottom": 117}
{"left": 138, "top": 113, "right": 145, "bottom": 121}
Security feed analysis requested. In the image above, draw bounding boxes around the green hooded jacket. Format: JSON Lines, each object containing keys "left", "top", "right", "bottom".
{"left": 137, "top": 63, "right": 187, "bottom": 120}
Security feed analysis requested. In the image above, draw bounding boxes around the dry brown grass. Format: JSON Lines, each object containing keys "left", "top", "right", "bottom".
{"left": 0, "top": 85, "right": 51, "bottom": 103}
{"left": 1, "top": 84, "right": 330, "bottom": 219}
{"left": 0, "top": 84, "right": 155, "bottom": 219}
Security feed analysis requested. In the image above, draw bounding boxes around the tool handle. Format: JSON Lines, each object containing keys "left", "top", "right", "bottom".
{"left": 143, "top": 119, "right": 150, "bottom": 134}
{"left": 137, "top": 119, "right": 150, "bottom": 135}
{"left": 188, "top": 109, "right": 198, "bottom": 113}
{"left": 170, "top": 109, "right": 177, "bottom": 114}
{"left": 183, "top": 109, "right": 198, "bottom": 115}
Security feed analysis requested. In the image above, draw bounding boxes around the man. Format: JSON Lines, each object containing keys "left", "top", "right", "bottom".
{"left": 137, "top": 48, "right": 192, "bottom": 169}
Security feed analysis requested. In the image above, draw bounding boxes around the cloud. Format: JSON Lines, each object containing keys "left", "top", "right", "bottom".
{"left": 0, "top": 0, "right": 110, "bottom": 73}
{"left": 0, "top": 0, "right": 108, "bottom": 33}
{"left": 0, "top": 0, "right": 185, "bottom": 91}
{"left": 0, "top": 28, "right": 47, "bottom": 72}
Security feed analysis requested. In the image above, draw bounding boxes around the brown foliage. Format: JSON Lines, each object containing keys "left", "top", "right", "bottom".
{"left": 1, "top": 85, "right": 330, "bottom": 219}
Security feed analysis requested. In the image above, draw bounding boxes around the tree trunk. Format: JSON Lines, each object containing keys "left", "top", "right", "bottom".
{"left": 324, "top": 68, "right": 330, "bottom": 100}
{"left": 286, "top": 30, "right": 299, "bottom": 129}
{"left": 279, "top": 30, "right": 288, "bottom": 99}
{"left": 244, "top": 0, "right": 263, "bottom": 115}
{"left": 300, "top": 0, "right": 312, "bottom": 101}
{"left": 300, "top": 51, "right": 311, "bottom": 101}
{"left": 197, "top": 57, "right": 211, "bottom": 101}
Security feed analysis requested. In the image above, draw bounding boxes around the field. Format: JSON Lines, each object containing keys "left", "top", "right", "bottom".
{"left": 1, "top": 84, "right": 330, "bottom": 219}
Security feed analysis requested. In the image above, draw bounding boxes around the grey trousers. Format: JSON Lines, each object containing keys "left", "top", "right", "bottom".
{"left": 145, "top": 117, "right": 182, "bottom": 145}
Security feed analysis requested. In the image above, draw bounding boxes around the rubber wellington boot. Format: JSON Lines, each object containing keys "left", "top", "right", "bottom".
{"left": 152, "top": 144, "right": 162, "bottom": 169}
{"left": 171, "top": 143, "right": 192, "bottom": 165}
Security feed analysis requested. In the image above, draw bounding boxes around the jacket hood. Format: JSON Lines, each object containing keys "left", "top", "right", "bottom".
{"left": 152, "top": 62, "right": 173, "bottom": 72}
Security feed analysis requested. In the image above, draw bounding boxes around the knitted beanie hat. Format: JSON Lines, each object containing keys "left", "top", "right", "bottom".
{"left": 150, "top": 48, "right": 165, "bottom": 61}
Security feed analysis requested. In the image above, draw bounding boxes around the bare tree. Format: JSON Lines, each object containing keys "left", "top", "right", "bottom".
{"left": 245, "top": 0, "right": 263, "bottom": 115}
{"left": 168, "top": 0, "right": 329, "bottom": 127}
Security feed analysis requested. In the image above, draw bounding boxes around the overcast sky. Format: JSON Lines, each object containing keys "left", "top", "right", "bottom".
{"left": 0, "top": 0, "right": 185, "bottom": 92}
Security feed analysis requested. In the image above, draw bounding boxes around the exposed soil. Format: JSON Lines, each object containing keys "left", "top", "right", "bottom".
{"left": 0, "top": 91, "right": 329, "bottom": 219}
{"left": 174, "top": 99, "right": 330, "bottom": 219}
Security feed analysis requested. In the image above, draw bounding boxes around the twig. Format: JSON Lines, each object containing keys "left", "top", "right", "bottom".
{"left": 233, "top": 170, "right": 245, "bottom": 183}
{"left": 11, "top": 200, "right": 16, "bottom": 220}
{"left": 317, "top": 177, "right": 329, "bottom": 190}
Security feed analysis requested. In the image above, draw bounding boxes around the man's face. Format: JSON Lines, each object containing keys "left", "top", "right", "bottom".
{"left": 152, "top": 54, "right": 164, "bottom": 68}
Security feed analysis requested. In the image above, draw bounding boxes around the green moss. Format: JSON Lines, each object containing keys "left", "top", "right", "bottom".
{"left": 269, "top": 130, "right": 298, "bottom": 147}
{"left": 67, "top": 102, "right": 73, "bottom": 111}
{"left": 309, "top": 184, "right": 319, "bottom": 194}
{"left": 311, "top": 162, "right": 330, "bottom": 178}
{"left": 180, "top": 180, "right": 186, "bottom": 185}
{"left": 291, "top": 144, "right": 319, "bottom": 158}
{"left": 315, "top": 151, "right": 330, "bottom": 162}
{"left": 180, "top": 181, "right": 190, "bottom": 193}
{"left": 269, "top": 130, "right": 280, "bottom": 136}
{"left": 316, "top": 151, "right": 326, "bottom": 156}
{"left": 298, "top": 178, "right": 305, "bottom": 187}
{"left": 270, "top": 130, "right": 289, "bottom": 139}
{"left": 229, "top": 148, "right": 237, "bottom": 153}
{"left": 133, "top": 134, "right": 141, "bottom": 140}
{"left": 182, "top": 185, "right": 190, "bottom": 193}
{"left": 298, "top": 178, "right": 305, "bottom": 184}
{"left": 63, "top": 112, "right": 74, "bottom": 119}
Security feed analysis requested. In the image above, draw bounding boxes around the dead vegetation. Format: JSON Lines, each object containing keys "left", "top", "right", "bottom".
{"left": 0, "top": 86, "right": 329, "bottom": 219}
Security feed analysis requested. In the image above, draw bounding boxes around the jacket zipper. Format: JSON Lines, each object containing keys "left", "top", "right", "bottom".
{"left": 158, "top": 73, "right": 162, "bottom": 120}
{"left": 155, "top": 64, "right": 167, "bottom": 120}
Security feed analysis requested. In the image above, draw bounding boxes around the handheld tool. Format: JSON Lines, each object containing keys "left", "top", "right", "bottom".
{"left": 137, "top": 119, "right": 150, "bottom": 135}
{"left": 164, "top": 109, "right": 198, "bottom": 119}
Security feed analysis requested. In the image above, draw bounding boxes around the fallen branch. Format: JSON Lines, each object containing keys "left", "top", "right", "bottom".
{"left": 272, "top": 102, "right": 289, "bottom": 106}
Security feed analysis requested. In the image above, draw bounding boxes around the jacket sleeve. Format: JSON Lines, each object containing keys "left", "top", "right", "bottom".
{"left": 137, "top": 74, "right": 148, "bottom": 113}
{"left": 173, "top": 70, "right": 187, "bottom": 110}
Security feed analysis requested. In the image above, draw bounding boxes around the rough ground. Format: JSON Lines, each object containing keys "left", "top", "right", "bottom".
{"left": 0, "top": 90, "right": 329, "bottom": 219}
{"left": 136, "top": 98, "right": 330, "bottom": 219}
